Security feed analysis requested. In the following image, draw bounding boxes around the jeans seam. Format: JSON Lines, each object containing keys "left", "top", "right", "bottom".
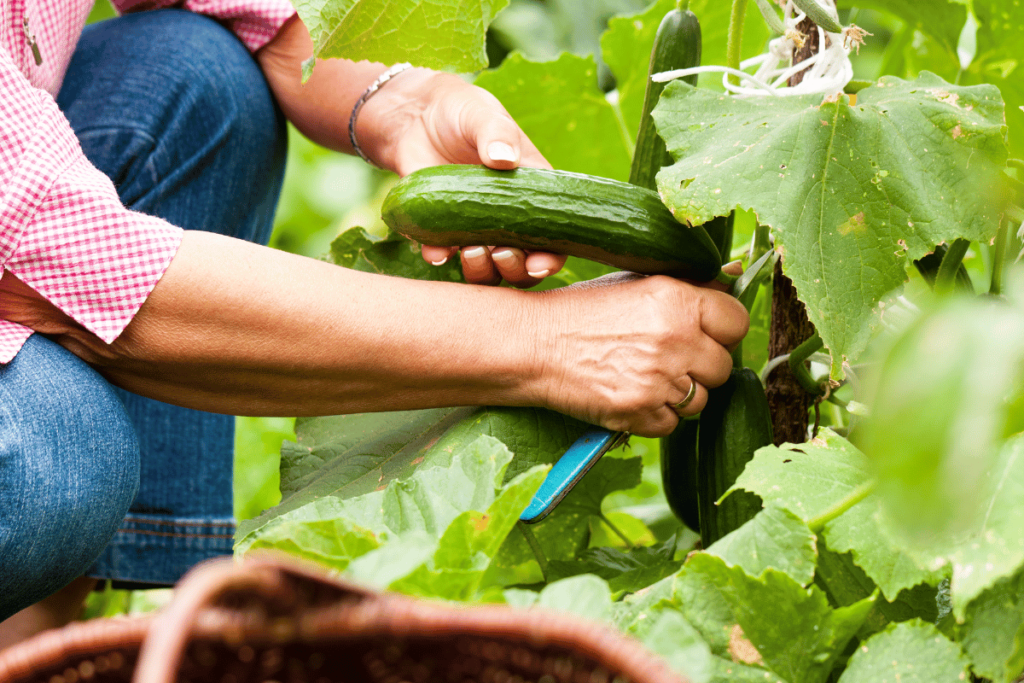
{"left": 121, "top": 516, "right": 234, "bottom": 527}
{"left": 116, "top": 528, "right": 234, "bottom": 540}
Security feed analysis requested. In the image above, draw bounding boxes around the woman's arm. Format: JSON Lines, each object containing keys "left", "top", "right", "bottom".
{"left": 0, "top": 231, "right": 748, "bottom": 437}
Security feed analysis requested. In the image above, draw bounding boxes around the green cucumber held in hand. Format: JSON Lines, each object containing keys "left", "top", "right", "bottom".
{"left": 381, "top": 165, "right": 722, "bottom": 281}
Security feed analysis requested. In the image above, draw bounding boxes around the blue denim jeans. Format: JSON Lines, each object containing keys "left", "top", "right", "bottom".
{"left": 0, "top": 9, "right": 287, "bottom": 618}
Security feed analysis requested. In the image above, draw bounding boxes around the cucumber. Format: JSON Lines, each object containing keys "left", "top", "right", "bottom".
{"left": 696, "top": 368, "right": 772, "bottom": 545}
{"left": 381, "top": 165, "right": 722, "bottom": 281}
{"left": 661, "top": 419, "right": 700, "bottom": 531}
{"left": 703, "top": 213, "right": 734, "bottom": 265}
{"left": 630, "top": 8, "right": 702, "bottom": 192}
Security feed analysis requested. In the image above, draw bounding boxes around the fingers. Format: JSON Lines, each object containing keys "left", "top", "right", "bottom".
{"left": 698, "top": 288, "right": 750, "bottom": 348}
{"left": 671, "top": 375, "right": 709, "bottom": 417}
{"left": 633, "top": 406, "right": 682, "bottom": 439}
{"left": 460, "top": 247, "right": 502, "bottom": 286}
{"left": 422, "top": 243, "right": 566, "bottom": 288}
{"left": 491, "top": 248, "right": 547, "bottom": 288}
{"left": 421, "top": 245, "right": 458, "bottom": 266}
{"left": 523, "top": 251, "right": 567, "bottom": 280}
{"left": 687, "top": 338, "right": 734, "bottom": 390}
{"left": 462, "top": 89, "right": 554, "bottom": 171}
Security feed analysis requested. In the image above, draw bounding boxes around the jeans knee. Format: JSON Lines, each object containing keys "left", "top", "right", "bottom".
{"left": 0, "top": 336, "right": 139, "bottom": 618}
{"left": 59, "top": 10, "right": 287, "bottom": 244}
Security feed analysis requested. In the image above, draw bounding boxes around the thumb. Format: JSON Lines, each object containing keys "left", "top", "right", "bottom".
{"left": 461, "top": 91, "right": 524, "bottom": 170}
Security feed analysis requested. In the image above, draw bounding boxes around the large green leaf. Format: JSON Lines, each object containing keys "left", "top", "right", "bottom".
{"left": 958, "top": 569, "right": 1024, "bottom": 683}
{"left": 491, "top": 456, "right": 643, "bottom": 584}
{"left": 836, "top": 620, "right": 970, "bottom": 683}
{"left": 547, "top": 533, "right": 682, "bottom": 594}
{"left": 705, "top": 505, "right": 817, "bottom": 587}
{"left": 653, "top": 73, "right": 1008, "bottom": 375}
{"left": 294, "top": 0, "right": 507, "bottom": 73}
{"left": 636, "top": 609, "right": 715, "bottom": 683}
{"left": 243, "top": 434, "right": 548, "bottom": 600}
{"left": 857, "top": 289, "right": 1024, "bottom": 615}
{"left": 727, "top": 430, "right": 942, "bottom": 600}
{"left": 475, "top": 52, "right": 633, "bottom": 179}
{"left": 814, "top": 545, "right": 941, "bottom": 642}
{"left": 945, "top": 434, "right": 1024, "bottom": 618}
{"left": 534, "top": 574, "right": 614, "bottom": 622}
{"left": 971, "top": 0, "right": 1024, "bottom": 156}
{"left": 859, "top": 296, "right": 1024, "bottom": 547}
{"left": 237, "top": 406, "right": 588, "bottom": 548}
{"left": 678, "top": 553, "right": 874, "bottom": 683}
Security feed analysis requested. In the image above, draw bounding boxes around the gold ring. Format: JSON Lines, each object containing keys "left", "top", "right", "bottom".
{"left": 672, "top": 380, "right": 698, "bottom": 413}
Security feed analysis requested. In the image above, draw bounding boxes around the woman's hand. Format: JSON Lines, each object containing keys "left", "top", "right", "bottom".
{"left": 361, "top": 68, "right": 569, "bottom": 288}
{"left": 531, "top": 272, "right": 749, "bottom": 435}
{"left": 257, "top": 17, "right": 566, "bottom": 288}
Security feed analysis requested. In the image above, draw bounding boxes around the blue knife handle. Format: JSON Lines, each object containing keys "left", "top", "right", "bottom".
{"left": 520, "top": 428, "right": 627, "bottom": 523}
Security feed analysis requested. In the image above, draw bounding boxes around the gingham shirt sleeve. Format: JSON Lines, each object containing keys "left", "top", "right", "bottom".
{"left": 113, "top": 0, "right": 297, "bottom": 52}
{"left": 0, "top": 43, "right": 182, "bottom": 363}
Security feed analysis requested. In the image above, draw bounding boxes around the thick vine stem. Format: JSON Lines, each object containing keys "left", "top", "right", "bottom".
{"left": 1008, "top": 204, "right": 1024, "bottom": 225}
{"left": 807, "top": 481, "right": 875, "bottom": 531}
{"left": 726, "top": 0, "right": 748, "bottom": 83}
{"left": 788, "top": 331, "right": 825, "bottom": 396}
{"left": 991, "top": 219, "right": 1010, "bottom": 296}
{"left": 934, "top": 238, "right": 971, "bottom": 296}
{"left": 1009, "top": 159, "right": 1024, "bottom": 171}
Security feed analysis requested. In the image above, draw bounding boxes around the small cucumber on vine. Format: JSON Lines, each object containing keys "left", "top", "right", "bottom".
{"left": 790, "top": 0, "right": 844, "bottom": 34}
{"left": 630, "top": 7, "right": 702, "bottom": 191}
{"left": 754, "top": 0, "right": 786, "bottom": 34}
{"left": 696, "top": 368, "right": 773, "bottom": 545}
{"left": 381, "top": 165, "right": 722, "bottom": 280}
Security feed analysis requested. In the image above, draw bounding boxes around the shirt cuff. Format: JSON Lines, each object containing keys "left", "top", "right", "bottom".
{"left": 5, "top": 154, "right": 184, "bottom": 346}
{"left": 113, "top": 1, "right": 298, "bottom": 53}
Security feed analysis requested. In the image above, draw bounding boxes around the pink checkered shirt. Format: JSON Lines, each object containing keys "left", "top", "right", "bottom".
{"left": 0, "top": 0, "right": 295, "bottom": 363}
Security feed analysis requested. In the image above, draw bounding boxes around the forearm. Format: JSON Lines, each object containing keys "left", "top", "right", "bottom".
{"left": 39, "top": 231, "right": 544, "bottom": 416}
{"left": 256, "top": 15, "right": 432, "bottom": 168}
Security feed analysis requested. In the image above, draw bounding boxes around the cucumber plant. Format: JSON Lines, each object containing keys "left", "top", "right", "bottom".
{"left": 240, "top": 0, "right": 1024, "bottom": 681}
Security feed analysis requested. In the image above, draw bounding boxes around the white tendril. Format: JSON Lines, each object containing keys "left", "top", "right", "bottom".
{"left": 652, "top": 0, "right": 856, "bottom": 99}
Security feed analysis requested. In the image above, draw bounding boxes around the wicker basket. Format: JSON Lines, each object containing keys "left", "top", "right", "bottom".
{"left": 0, "top": 554, "right": 687, "bottom": 683}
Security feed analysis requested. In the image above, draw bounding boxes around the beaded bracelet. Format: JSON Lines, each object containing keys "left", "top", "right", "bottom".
{"left": 348, "top": 63, "right": 413, "bottom": 168}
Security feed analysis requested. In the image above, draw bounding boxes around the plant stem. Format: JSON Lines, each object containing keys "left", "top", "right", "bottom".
{"left": 751, "top": 224, "right": 771, "bottom": 263}
{"left": 1008, "top": 204, "right": 1024, "bottom": 225}
{"left": 518, "top": 522, "right": 549, "bottom": 582}
{"left": 731, "top": 342, "right": 744, "bottom": 369}
{"left": 1009, "top": 158, "right": 1024, "bottom": 171}
{"left": 788, "top": 331, "right": 824, "bottom": 396}
{"left": 807, "top": 481, "right": 875, "bottom": 532}
{"left": 726, "top": 0, "right": 748, "bottom": 84}
{"left": 599, "top": 512, "right": 636, "bottom": 549}
{"left": 934, "top": 238, "right": 971, "bottom": 296}
{"left": 991, "top": 219, "right": 1009, "bottom": 296}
